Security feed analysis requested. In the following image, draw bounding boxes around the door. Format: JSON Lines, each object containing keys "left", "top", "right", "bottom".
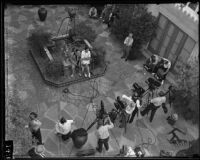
{"left": 148, "top": 14, "right": 168, "bottom": 54}
{"left": 157, "top": 22, "right": 176, "bottom": 57}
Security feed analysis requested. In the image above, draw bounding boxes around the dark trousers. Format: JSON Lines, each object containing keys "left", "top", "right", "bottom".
{"left": 61, "top": 131, "right": 71, "bottom": 141}
{"left": 122, "top": 45, "right": 131, "bottom": 59}
{"left": 32, "top": 128, "right": 42, "bottom": 145}
{"left": 97, "top": 137, "right": 109, "bottom": 152}
{"left": 129, "top": 107, "right": 139, "bottom": 123}
{"left": 140, "top": 103, "right": 159, "bottom": 122}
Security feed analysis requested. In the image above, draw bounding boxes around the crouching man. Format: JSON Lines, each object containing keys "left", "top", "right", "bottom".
{"left": 55, "top": 117, "right": 74, "bottom": 141}
{"left": 96, "top": 117, "right": 114, "bottom": 153}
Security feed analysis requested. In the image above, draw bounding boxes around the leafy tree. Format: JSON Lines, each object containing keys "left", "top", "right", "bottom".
{"left": 27, "top": 28, "right": 52, "bottom": 58}
{"left": 110, "top": 4, "right": 157, "bottom": 59}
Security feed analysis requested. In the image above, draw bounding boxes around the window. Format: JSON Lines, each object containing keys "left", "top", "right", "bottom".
{"left": 177, "top": 36, "right": 196, "bottom": 64}
{"left": 175, "top": 31, "right": 183, "bottom": 43}
{"left": 158, "top": 15, "right": 167, "bottom": 29}
{"left": 184, "top": 37, "right": 196, "bottom": 53}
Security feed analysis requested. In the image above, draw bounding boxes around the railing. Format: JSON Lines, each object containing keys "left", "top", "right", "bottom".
{"left": 174, "top": 3, "right": 199, "bottom": 22}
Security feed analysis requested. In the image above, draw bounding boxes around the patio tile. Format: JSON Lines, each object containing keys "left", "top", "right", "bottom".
{"left": 40, "top": 117, "right": 56, "bottom": 130}
{"left": 44, "top": 137, "right": 59, "bottom": 155}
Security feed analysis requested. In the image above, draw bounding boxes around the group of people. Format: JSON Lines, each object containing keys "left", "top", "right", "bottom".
{"left": 114, "top": 90, "right": 168, "bottom": 125}
{"left": 64, "top": 45, "right": 92, "bottom": 78}
{"left": 25, "top": 112, "right": 45, "bottom": 158}
{"left": 24, "top": 89, "right": 172, "bottom": 157}
{"left": 89, "top": 4, "right": 119, "bottom": 28}
{"left": 25, "top": 112, "right": 75, "bottom": 158}
{"left": 94, "top": 89, "right": 169, "bottom": 153}
{"left": 144, "top": 54, "right": 171, "bottom": 81}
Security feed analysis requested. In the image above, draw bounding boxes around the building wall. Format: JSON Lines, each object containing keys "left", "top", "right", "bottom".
{"left": 147, "top": 4, "right": 199, "bottom": 68}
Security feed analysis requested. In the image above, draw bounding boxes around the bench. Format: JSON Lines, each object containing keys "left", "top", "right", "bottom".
{"left": 43, "top": 47, "right": 54, "bottom": 62}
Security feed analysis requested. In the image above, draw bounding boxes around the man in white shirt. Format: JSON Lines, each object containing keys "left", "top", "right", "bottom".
{"left": 140, "top": 91, "right": 167, "bottom": 122}
{"left": 121, "top": 33, "right": 134, "bottom": 61}
{"left": 122, "top": 93, "right": 142, "bottom": 123}
{"left": 96, "top": 117, "right": 114, "bottom": 153}
{"left": 81, "top": 47, "right": 91, "bottom": 78}
{"left": 25, "top": 112, "right": 42, "bottom": 145}
{"left": 55, "top": 117, "right": 74, "bottom": 141}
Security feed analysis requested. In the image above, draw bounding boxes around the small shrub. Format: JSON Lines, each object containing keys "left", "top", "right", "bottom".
{"left": 72, "top": 21, "right": 97, "bottom": 43}
{"left": 46, "top": 61, "right": 64, "bottom": 79}
{"left": 27, "top": 28, "right": 52, "bottom": 58}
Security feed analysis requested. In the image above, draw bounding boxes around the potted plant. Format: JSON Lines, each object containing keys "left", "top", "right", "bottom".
{"left": 28, "top": 28, "right": 53, "bottom": 59}
{"left": 38, "top": 7, "right": 48, "bottom": 22}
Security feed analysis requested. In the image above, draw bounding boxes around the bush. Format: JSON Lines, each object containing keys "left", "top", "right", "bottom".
{"left": 71, "top": 21, "right": 97, "bottom": 43}
{"left": 46, "top": 61, "right": 64, "bottom": 79}
{"left": 91, "top": 47, "right": 106, "bottom": 69}
{"left": 110, "top": 4, "right": 157, "bottom": 60}
{"left": 27, "top": 28, "right": 52, "bottom": 58}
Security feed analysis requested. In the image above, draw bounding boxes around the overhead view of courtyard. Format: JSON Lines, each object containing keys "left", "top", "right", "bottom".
{"left": 4, "top": 3, "right": 199, "bottom": 158}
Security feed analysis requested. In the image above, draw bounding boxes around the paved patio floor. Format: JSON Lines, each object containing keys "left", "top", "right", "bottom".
{"left": 5, "top": 5, "right": 199, "bottom": 157}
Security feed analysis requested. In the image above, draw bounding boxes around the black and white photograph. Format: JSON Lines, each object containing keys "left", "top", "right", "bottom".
{"left": 4, "top": 2, "right": 199, "bottom": 158}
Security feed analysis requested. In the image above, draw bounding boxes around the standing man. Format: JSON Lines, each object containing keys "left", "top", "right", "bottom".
{"left": 55, "top": 117, "right": 74, "bottom": 141}
{"left": 121, "top": 93, "right": 141, "bottom": 124}
{"left": 121, "top": 33, "right": 134, "bottom": 61}
{"left": 81, "top": 46, "right": 91, "bottom": 78}
{"left": 140, "top": 91, "right": 167, "bottom": 122}
{"left": 96, "top": 117, "right": 114, "bottom": 153}
{"left": 25, "top": 112, "right": 42, "bottom": 145}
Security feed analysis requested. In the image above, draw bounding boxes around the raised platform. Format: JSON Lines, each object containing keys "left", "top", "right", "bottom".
{"left": 30, "top": 49, "right": 107, "bottom": 87}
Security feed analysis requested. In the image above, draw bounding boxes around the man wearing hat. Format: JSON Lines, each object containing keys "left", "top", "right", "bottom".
{"left": 96, "top": 117, "right": 114, "bottom": 153}
{"left": 25, "top": 112, "right": 42, "bottom": 145}
{"left": 140, "top": 91, "right": 167, "bottom": 122}
{"left": 121, "top": 93, "right": 142, "bottom": 124}
{"left": 28, "top": 144, "right": 45, "bottom": 158}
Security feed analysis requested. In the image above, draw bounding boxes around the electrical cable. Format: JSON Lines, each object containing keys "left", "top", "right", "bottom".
{"left": 135, "top": 119, "right": 157, "bottom": 150}
{"left": 67, "top": 78, "right": 100, "bottom": 157}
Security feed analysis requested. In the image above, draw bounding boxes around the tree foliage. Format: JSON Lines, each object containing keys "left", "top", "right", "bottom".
{"left": 27, "top": 28, "right": 52, "bottom": 58}
{"left": 173, "top": 61, "right": 199, "bottom": 124}
{"left": 71, "top": 21, "right": 97, "bottom": 43}
{"left": 110, "top": 4, "right": 157, "bottom": 59}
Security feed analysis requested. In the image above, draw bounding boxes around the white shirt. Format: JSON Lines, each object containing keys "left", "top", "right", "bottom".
{"left": 122, "top": 95, "right": 141, "bottom": 114}
{"left": 81, "top": 50, "right": 91, "bottom": 65}
{"left": 150, "top": 96, "right": 166, "bottom": 106}
{"left": 29, "top": 119, "right": 42, "bottom": 132}
{"left": 97, "top": 122, "right": 114, "bottom": 139}
{"left": 55, "top": 120, "right": 73, "bottom": 135}
{"left": 124, "top": 37, "right": 134, "bottom": 47}
{"left": 125, "top": 147, "right": 136, "bottom": 157}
